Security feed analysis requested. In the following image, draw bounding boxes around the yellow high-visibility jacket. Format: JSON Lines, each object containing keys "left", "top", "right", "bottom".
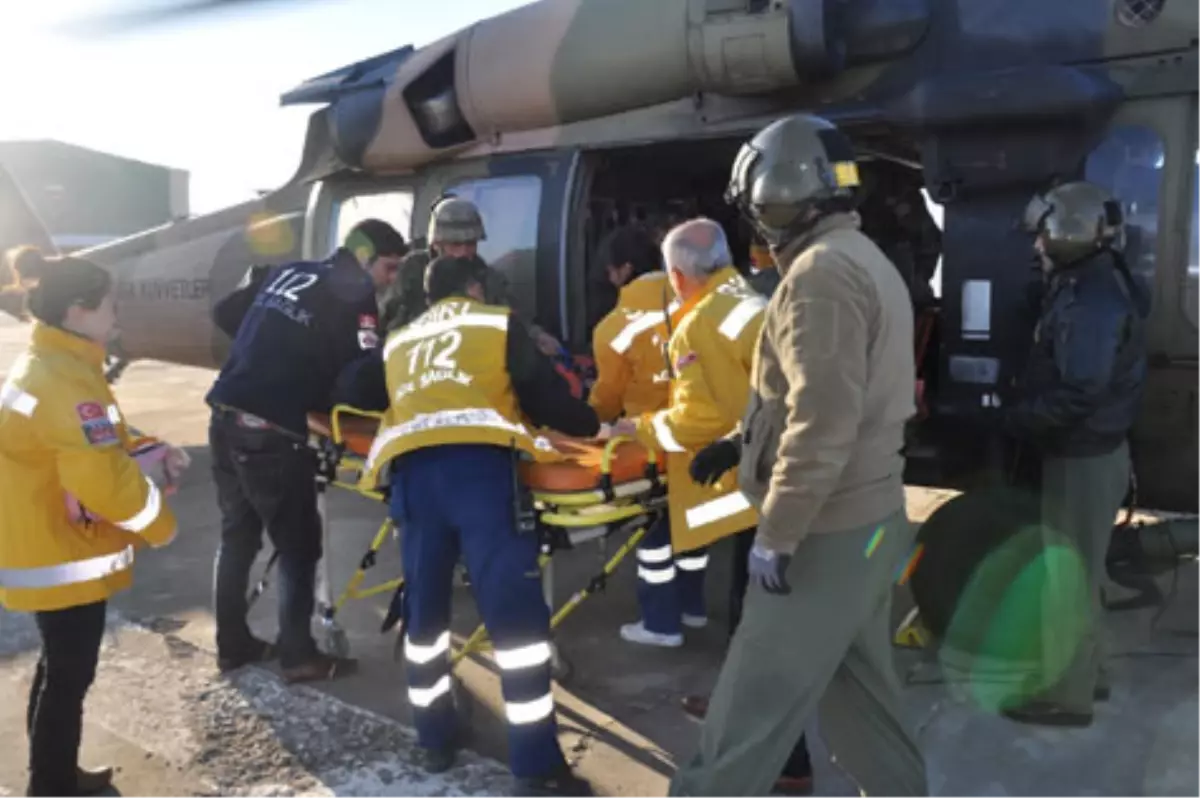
{"left": 0, "top": 322, "right": 178, "bottom": 613}
{"left": 588, "top": 272, "right": 676, "bottom": 422}
{"left": 359, "top": 298, "right": 557, "bottom": 490}
{"left": 633, "top": 267, "right": 766, "bottom": 553}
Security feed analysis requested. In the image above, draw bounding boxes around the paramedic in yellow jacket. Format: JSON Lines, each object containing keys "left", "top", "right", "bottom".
{"left": 588, "top": 225, "right": 675, "bottom": 422}
{"left": 0, "top": 251, "right": 182, "bottom": 797}
{"left": 590, "top": 225, "right": 712, "bottom": 648}
{"left": 611, "top": 218, "right": 764, "bottom": 645}
{"left": 358, "top": 255, "right": 598, "bottom": 796}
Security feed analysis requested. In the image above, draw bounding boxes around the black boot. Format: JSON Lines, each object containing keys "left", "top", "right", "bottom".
{"left": 76, "top": 765, "right": 114, "bottom": 796}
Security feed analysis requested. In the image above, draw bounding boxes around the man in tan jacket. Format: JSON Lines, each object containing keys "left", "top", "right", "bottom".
{"left": 670, "top": 113, "right": 928, "bottom": 796}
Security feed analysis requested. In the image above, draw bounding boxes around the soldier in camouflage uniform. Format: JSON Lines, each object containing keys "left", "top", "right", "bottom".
{"left": 379, "top": 197, "right": 562, "bottom": 355}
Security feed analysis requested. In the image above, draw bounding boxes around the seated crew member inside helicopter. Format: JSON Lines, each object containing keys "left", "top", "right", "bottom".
{"left": 356, "top": 254, "right": 598, "bottom": 796}
{"left": 204, "top": 218, "right": 406, "bottom": 683}
{"left": 1001, "top": 181, "right": 1149, "bottom": 728}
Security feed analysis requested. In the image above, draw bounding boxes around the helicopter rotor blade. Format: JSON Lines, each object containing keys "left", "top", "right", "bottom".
{"left": 61, "top": 0, "right": 326, "bottom": 36}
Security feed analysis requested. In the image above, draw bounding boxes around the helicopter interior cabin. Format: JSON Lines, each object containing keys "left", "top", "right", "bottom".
{"left": 570, "top": 134, "right": 943, "bottom": 367}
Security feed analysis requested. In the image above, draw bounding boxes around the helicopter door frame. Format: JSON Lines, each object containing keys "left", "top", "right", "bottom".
{"left": 411, "top": 150, "right": 583, "bottom": 346}
{"left": 1084, "top": 95, "right": 1198, "bottom": 359}
{"left": 303, "top": 175, "right": 420, "bottom": 262}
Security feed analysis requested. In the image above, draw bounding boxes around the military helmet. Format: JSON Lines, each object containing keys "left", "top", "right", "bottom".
{"left": 725, "top": 113, "right": 861, "bottom": 246}
{"left": 428, "top": 197, "right": 487, "bottom": 245}
{"left": 1023, "top": 181, "right": 1125, "bottom": 264}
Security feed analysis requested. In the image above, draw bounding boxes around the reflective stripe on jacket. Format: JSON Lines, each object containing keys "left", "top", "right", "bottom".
{"left": 0, "top": 322, "right": 178, "bottom": 612}
{"left": 588, "top": 272, "right": 675, "bottom": 422}
{"left": 359, "top": 298, "right": 557, "bottom": 490}
{"left": 634, "top": 267, "right": 765, "bottom": 552}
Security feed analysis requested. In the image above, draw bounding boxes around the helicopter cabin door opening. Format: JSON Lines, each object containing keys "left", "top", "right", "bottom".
{"left": 569, "top": 133, "right": 943, "bottom": 394}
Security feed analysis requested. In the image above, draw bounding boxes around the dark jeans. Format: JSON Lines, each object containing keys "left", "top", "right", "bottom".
{"left": 26, "top": 600, "right": 107, "bottom": 796}
{"left": 732, "top": 528, "right": 813, "bottom": 779}
{"left": 209, "top": 410, "right": 322, "bottom": 668}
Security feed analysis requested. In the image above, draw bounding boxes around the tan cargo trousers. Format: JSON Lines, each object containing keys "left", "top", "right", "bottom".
{"left": 669, "top": 510, "right": 928, "bottom": 796}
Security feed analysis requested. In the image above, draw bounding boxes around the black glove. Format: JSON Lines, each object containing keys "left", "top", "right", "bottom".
{"left": 689, "top": 438, "right": 741, "bottom": 486}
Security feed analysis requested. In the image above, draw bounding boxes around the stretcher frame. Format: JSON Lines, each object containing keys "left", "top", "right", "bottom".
{"left": 254, "top": 404, "right": 669, "bottom": 682}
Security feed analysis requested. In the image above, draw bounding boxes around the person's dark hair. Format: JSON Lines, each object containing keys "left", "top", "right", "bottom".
{"left": 425, "top": 255, "right": 489, "bottom": 303}
{"left": 595, "top": 226, "right": 661, "bottom": 285}
{"left": 16, "top": 248, "right": 112, "bottom": 326}
{"left": 5, "top": 245, "right": 45, "bottom": 285}
{"left": 346, "top": 218, "right": 409, "bottom": 262}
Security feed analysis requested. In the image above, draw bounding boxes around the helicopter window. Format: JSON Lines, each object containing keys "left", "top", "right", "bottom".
{"left": 1083, "top": 125, "right": 1164, "bottom": 294}
{"left": 332, "top": 190, "right": 415, "bottom": 249}
{"left": 444, "top": 174, "right": 543, "bottom": 319}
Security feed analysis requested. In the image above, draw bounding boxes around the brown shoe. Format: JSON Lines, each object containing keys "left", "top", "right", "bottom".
{"left": 681, "top": 694, "right": 709, "bottom": 721}
{"left": 281, "top": 653, "right": 358, "bottom": 684}
{"left": 76, "top": 765, "right": 114, "bottom": 795}
{"left": 774, "top": 774, "right": 814, "bottom": 796}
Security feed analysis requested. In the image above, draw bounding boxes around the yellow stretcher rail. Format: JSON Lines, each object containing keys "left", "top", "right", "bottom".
{"left": 306, "top": 405, "right": 667, "bottom": 682}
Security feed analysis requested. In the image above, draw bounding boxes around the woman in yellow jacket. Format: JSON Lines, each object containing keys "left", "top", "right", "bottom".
{"left": 0, "top": 251, "right": 182, "bottom": 797}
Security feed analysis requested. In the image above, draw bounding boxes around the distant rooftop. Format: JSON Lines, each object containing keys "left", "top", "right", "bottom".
{"left": 0, "top": 139, "right": 185, "bottom": 174}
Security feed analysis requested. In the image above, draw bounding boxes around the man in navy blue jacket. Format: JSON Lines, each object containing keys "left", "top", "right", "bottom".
{"left": 205, "top": 218, "right": 406, "bottom": 682}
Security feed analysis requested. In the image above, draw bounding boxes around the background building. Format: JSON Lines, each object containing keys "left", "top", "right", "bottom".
{"left": 0, "top": 140, "right": 189, "bottom": 253}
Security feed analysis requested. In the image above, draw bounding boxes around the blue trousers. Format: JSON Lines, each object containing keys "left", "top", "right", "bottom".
{"left": 635, "top": 512, "right": 708, "bottom": 636}
{"left": 389, "top": 444, "right": 565, "bottom": 780}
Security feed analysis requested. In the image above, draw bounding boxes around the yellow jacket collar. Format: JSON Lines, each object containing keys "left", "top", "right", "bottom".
{"left": 31, "top": 321, "right": 108, "bottom": 368}
{"left": 618, "top": 272, "right": 674, "bottom": 312}
{"left": 671, "top": 266, "right": 740, "bottom": 326}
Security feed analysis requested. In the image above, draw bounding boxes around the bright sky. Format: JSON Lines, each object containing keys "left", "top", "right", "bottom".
{"left": 0, "top": 0, "right": 532, "bottom": 215}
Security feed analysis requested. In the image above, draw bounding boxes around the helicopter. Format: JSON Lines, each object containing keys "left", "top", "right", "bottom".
{"left": 15, "top": 0, "right": 1197, "bottom": 520}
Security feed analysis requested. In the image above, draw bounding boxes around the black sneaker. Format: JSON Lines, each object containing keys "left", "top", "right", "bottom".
{"left": 217, "top": 637, "right": 276, "bottom": 673}
{"left": 515, "top": 767, "right": 593, "bottom": 797}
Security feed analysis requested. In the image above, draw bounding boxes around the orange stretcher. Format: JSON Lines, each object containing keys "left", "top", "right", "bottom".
{"left": 299, "top": 404, "right": 668, "bottom": 680}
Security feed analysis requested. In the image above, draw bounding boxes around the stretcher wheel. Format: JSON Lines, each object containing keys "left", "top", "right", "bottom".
{"left": 322, "top": 625, "right": 351, "bottom": 660}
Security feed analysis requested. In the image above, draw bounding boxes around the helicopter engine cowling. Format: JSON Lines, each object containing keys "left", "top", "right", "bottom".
{"left": 312, "top": 0, "right": 857, "bottom": 173}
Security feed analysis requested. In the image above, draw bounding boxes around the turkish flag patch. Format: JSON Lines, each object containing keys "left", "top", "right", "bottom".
{"left": 76, "top": 402, "right": 106, "bottom": 421}
{"left": 76, "top": 403, "right": 119, "bottom": 446}
{"left": 359, "top": 314, "right": 377, "bottom": 329}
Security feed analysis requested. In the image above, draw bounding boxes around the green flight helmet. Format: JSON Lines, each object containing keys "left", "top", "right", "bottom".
{"left": 428, "top": 197, "right": 487, "bottom": 246}
{"left": 725, "top": 113, "right": 862, "bottom": 247}
{"left": 1023, "top": 181, "right": 1126, "bottom": 265}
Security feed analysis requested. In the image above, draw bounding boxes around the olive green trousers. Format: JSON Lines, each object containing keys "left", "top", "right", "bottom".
{"left": 1035, "top": 441, "right": 1131, "bottom": 712}
{"left": 669, "top": 510, "right": 928, "bottom": 796}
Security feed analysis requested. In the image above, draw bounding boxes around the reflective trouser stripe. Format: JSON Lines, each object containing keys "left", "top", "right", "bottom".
{"left": 686, "top": 491, "right": 752, "bottom": 529}
{"left": 115, "top": 478, "right": 163, "bottom": 534}
{"left": 0, "top": 545, "right": 134, "bottom": 589}
{"left": 506, "top": 693, "right": 555, "bottom": 725}
{"left": 638, "top": 564, "right": 676, "bottom": 585}
{"left": 405, "top": 631, "right": 450, "bottom": 665}
{"left": 408, "top": 674, "right": 452, "bottom": 708}
{"left": 676, "top": 554, "right": 709, "bottom": 571}
{"left": 651, "top": 411, "right": 684, "bottom": 452}
{"left": 495, "top": 642, "right": 553, "bottom": 671}
{"left": 637, "top": 545, "right": 673, "bottom": 564}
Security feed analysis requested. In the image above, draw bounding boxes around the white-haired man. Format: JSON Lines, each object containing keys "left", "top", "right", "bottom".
{"left": 613, "top": 219, "right": 815, "bottom": 791}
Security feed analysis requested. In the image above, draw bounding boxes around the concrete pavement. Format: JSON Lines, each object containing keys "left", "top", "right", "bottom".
{"left": 1, "top": 317, "right": 1196, "bottom": 796}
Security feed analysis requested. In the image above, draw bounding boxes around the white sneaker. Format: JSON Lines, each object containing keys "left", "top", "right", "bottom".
{"left": 620, "top": 621, "right": 683, "bottom": 648}
{"left": 681, "top": 614, "right": 709, "bottom": 629}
